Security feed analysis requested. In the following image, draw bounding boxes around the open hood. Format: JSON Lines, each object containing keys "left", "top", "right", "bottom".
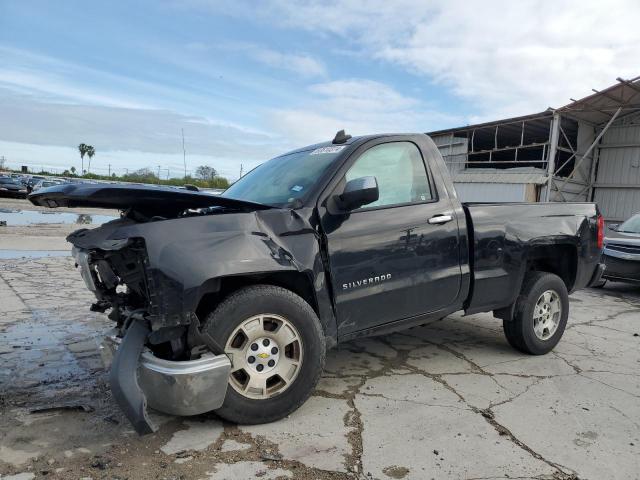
{"left": 28, "top": 183, "right": 271, "bottom": 216}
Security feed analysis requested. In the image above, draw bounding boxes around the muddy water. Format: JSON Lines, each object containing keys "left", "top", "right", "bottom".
{"left": 0, "top": 250, "right": 69, "bottom": 259}
{"left": 0, "top": 308, "right": 108, "bottom": 400}
{"left": 0, "top": 208, "right": 116, "bottom": 226}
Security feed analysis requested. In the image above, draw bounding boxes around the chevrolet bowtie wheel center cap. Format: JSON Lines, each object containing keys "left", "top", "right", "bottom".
{"left": 245, "top": 336, "right": 280, "bottom": 374}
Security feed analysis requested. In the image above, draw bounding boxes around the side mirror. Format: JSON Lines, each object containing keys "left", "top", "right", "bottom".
{"left": 608, "top": 224, "right": 618, "bottom": 232}
{"left": 339, "top": 176, "right": 379, "bottom": 210}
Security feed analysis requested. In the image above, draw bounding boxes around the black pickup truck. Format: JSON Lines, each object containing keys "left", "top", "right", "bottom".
{"left": 30, "top": 132, "right": 605, "bottom": 434}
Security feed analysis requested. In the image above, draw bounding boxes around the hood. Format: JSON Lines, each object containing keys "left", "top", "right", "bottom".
{"left": 28, "top": 183, "right": 271, "bottom": 216}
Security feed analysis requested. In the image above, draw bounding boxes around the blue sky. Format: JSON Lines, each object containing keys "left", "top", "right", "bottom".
{"left": 1, "top": 0, "right": 638, "bottom": 179}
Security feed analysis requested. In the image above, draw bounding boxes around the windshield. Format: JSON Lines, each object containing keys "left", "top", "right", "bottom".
{"left": 617, "top": 213, "right": 640, "bottom": 233}
{"left": 222, "top": 146, "right": 346, "bottom": 207}
{"left": 0, "top": 178, "right": 18, "bottom": 185}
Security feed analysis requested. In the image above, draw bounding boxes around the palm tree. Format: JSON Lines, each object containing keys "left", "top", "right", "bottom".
{"left": 78, "top": 144, "right": 88, "bottom": 175}
{"left": 86, "top": 146, "right": 96, "bottom": 174}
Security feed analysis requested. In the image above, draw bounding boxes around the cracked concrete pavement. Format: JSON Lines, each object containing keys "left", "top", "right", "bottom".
{"left": 1, "top": 202, "right": 639, "bottom": 480}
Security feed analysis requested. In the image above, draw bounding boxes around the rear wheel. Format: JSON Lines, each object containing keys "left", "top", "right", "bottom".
{"left": 503, "top": 271, "right": 569, "bottom": 355}
{"left": 203, "top": 285, "right": 325, "bottom": 424}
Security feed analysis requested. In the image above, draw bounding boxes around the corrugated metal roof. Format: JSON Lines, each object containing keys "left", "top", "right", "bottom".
{"left": 427, "top": 111, "right": 552, "bottom": 137}
{"left": 559, "top": 76, "right": 640, "bottom": 125}
{"left": 427, "top": 77, "right": 640, "bottom": 136}
{"left": 452, "top": 168, "right": 547, "bottom": 184}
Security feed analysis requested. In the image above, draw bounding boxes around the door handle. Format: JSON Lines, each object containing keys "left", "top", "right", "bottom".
{"left": 428, "top": 214, "right": 453, "bottom": 225}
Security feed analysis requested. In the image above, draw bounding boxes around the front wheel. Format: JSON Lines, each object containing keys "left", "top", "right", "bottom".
{"left": 203, "top": 285, "right": 325, "bottom": 424}
{"left": 503, "top": 271, "right": 569, "bottom": 355}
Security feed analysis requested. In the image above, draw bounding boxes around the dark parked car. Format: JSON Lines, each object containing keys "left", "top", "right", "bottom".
{"left": 29, "top": 132, "right": 605, "bottom": 434}
{"left": 0, "top": 176, "right": 28, "bottom": 198}
{"left": 600, "top": 213, "right": 640, "bottom": 285}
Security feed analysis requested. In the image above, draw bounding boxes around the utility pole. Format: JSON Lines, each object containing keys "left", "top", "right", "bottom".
{"left": 157, "top": 165, "right": 161, "bottom": 184}
{"left": 108, "top": 164, "right": 111, "bottom": 177}
{"left": 166, "top": 168, "right": 170, "bottom": 180}
{"left": 182, "top": 128, "right": 187, "bottom": 180}
{"left": 239, "top": 163, "right": 243, "bottom": 178}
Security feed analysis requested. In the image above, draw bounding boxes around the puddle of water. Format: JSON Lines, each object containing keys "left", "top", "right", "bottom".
{"left": 0, "top": 250, "right": 70, "bottom": 259}
{"left": 0, "top": 308, "right": 106, "bottom": 395}
{"left": 0, "top": 209, "right": 117, "bottom": 226}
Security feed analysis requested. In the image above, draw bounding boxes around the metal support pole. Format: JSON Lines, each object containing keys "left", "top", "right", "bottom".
{"left": 556, "top": 107, "right": 622, "bottom": 195}
{"left": 587, "top": 128, "right": 601, "bottom": 201}
{"left": 544, "top": 113, "right": 561, "bottom": 201}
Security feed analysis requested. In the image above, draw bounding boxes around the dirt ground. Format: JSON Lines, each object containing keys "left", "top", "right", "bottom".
{"left": 1, "top": 198, "right": 639, "bottom": 480}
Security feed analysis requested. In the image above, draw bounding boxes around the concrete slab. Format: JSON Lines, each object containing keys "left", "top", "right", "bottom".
{"left": 356, "top": 377, "right": 555, "bottom": 480}
{"left": 160, "top": 420, "right": 224, "bottom": 455}
{"left": 2, "top": 473, "right": 36, "bottom": 480}
{"left": 493, "top": 374, "right": 640, "bottom": 480}
{"left": 207, "top": 462, "right": 292, "bottom": 479}
{"left": 242, "top": 395, "right": 352, "bottom": 472}
{"left": 220, "top": 439, "right": 251, "bottom": 452}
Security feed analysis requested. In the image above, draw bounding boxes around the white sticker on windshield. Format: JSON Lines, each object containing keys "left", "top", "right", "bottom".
{"left": 291, "top": 185, "right": 303, "bottom": 192}
{"left": 310, "top": 146, "right": 346, "bottom": 155}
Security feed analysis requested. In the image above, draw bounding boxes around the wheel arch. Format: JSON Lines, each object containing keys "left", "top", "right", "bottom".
{"left": 195, "top": 271, "right": 321, "bottom": 328}
{"left": 525, "top": 243, "right": 578, "bottom": 292}
{"left": 495, "top": 243, "right": 577, "bottom": 322}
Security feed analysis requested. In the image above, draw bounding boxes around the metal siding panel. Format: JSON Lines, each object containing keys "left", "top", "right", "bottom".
{"left": 432, "top": 133, "right": 468, "bottom": 175}
{"left": 593, "top": 115, "right": 640, "bottom": 220}
{"left": 453, "top": 182, "right": 526, "bottom": 202}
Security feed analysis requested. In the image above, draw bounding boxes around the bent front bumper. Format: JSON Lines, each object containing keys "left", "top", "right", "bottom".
{"left": 99, "top": 326, "right": 231, "bottom": 433}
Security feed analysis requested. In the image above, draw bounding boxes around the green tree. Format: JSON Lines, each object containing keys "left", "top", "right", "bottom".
{"left": 195, "top": 165, "right": 218, "bottom": 181}
{"left": 86, "top": 145, "right": 96, "bottom": 174}
{"left": 122, "top": 167, "right": 158, "bottom": 183}
{"left": 70, "top": 166, "right": 77, "bottom": 175}
{"left": 78, "top": 143, "right": 88, "bottom": 175}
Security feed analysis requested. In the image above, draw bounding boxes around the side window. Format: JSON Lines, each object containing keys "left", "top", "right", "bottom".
{"left": 345, "top": 142, "right": 433, "bottom": 208}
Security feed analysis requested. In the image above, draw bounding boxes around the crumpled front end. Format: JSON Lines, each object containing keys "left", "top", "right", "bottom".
{"left": 69, "top": 224, "right": 231, "bottom": 434}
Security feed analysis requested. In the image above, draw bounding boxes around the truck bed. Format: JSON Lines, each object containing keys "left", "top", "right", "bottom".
{"left": 462, "top": 202, "right": 601, "bottom": 314}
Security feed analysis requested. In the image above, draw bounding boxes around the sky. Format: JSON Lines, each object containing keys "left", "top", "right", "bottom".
{"left": 1, "top": 0, "right": 639, "bottom": 180}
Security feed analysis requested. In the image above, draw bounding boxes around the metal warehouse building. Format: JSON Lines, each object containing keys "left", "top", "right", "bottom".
{"left": 428, "top": 76, "right": 640, "bottom": 222}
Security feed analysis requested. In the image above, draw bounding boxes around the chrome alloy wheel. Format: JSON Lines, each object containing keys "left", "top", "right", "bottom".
{"left": 533, "top": 289, "right": 562, "bottom": 340}
{"left": 224, "top": 314, "right": 303, "bottom": 399}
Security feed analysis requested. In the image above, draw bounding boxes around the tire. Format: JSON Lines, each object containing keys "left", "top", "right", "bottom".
{"left": 203, "top": 285, "right": 326, "bottom": 424}
{"left": 503, "top": 271, "right": 569, "bottom": 355}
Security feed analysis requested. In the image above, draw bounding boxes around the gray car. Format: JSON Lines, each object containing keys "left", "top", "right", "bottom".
{"left": 601, "top": 213, "right": 640, "bottom": 285}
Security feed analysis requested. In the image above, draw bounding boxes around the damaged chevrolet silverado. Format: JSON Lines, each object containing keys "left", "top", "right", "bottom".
{"left": 29, "top": 132, "right": 605, "bottom": 434}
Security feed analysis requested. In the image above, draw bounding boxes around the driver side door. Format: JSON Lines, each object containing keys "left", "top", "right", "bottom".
{"left": 320, "top": 140, "right": 462, "bottom": 335}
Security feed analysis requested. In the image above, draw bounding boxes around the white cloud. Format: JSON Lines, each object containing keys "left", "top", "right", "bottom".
{"left": 185, "top": 41, "right": 326, "bottom": 78}
{"left": 0, "top": 90, "right": 283, "bottom": 179}
{"left": 252, "top": 48, "right": 326, "bottom": 77}
{"left": 216, "top": 0, "right": 640, "bottom": 119}
{"left": 269, "top": 79, "right": 460, "bottom": 145}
